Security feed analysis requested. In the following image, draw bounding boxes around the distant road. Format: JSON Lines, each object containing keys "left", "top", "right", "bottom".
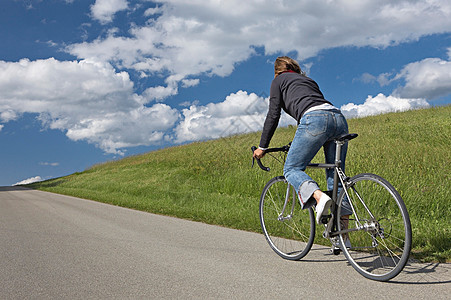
{"left": 0, "top": 187, "right": 449, "bottom": 299}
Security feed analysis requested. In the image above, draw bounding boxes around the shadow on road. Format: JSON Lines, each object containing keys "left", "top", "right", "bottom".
{"left": 289, "top": 246, "right": 450, "bottom": 285}
{"left": 391, "top": 261, "right": 451, "bottom": 285}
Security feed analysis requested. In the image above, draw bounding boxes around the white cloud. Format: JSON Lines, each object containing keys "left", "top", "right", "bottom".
{"left": 13, "top": 176, "right": 42, "bottom": 186}
{"left": 0, "top": 56, "right": 441, "bottom": 151}
{"left": 90, "top": 0, "right": 129, "bottom": 24}
{"left": 353, "top": 47, "right": 451, "bottom": 116}
{"left": 142, "top": 82, "right": 178, "bottom": 102}
{"left": 360, "top": 50, "right": 451, "bottom": 101}
{"left": 174, "top": 91, "right": 265, "bottom": 143}
{"left": 393, "top": 55, "right": 451, "bottom": 100}
{"left": 357, "top": 73, "right": 377, "bottom": 84}
{"left": 144, "top": 6, "right": 163, "bottom": 17}
{"left": 0, "top": 58, "right": 179, "bottom": 154}
{"left": 359, "top": 72, "right": 394, "bottom": 87}
{"left": 68, "top": 0, "right": 451, "bottom": 96}
{"left": 64, "top": 103, "right": 179, "bottom": 154}
{"left": 173, "top": 90, "right": 295, "bottom": 143}
{"left": 181, "top": 79, "right": 200, "bottom": 88}
{"left": 177, "top": 89, "right": 432, "bottom": 141}
{"left": 340, "top": 93, "right": 429, "bottom": 119}
{"left": 0, "top": 109, "right": 18, "bottom": 122}
{"left": 39, "top": 162, "right": 60, "bottom": 166}
{"left": 376, "top": 73, "right": 394, "bottom": 87}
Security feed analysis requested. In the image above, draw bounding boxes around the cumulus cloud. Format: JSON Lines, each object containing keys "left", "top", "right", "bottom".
{"left": 360, "top": 49, "right": 451, "bottom": 101}
{"left": 174, "top": 91, "right": 265, "bottom": 143}
{"left": 142, "top": 81, "right": 178, "bottom": 102}
{"left": 0, "top": 58, "right": 179, "bottom": 154}
{"left": 13, "top": 176, "right": 42, "bottom": 186}
{"left": 90, "top": 0, "right": 129, "bottom": 24}
{"left": 68, "top": 0, "right": 451, "bottom": 98}
{"left": 346, "top": 47, "right": 451, "bottom": 118}
{"left": 357, "top": 72, "right": 393, "bottom": 86}
{"left": 173, "top": 90, "right": 295, "bottom": 143}
{"left": 393, "top": 56, "right": 451, "bottom": 100}
{"left": 340, "top": 94, "right": 429, "bottom": 119}
{"left": 181, "top": 79, "right": 200, "bottom": 88}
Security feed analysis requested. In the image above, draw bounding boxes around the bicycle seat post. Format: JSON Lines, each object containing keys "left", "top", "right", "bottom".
{"left": 334, "top": 140, "right": 345, "bottom": 168}
{"left": 332, "top": 140, "right": 345, "bottom": 203}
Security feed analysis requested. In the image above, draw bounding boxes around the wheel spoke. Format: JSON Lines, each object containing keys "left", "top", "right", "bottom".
{"left": 260, "top": 176, "right": 315, "bottom": 261}
{"left": 337, "top": 173, "right": 411, "bottom": 281}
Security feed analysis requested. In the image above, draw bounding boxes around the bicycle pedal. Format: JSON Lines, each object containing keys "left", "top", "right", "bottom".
{"left": 330, "top": 246, "right": 341, "bottom": 255}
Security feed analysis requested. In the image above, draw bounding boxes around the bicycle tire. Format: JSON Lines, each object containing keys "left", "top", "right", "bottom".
{"left": 260, "top": 176, "right": 315, "bottom": 260}
{"left": 337, "top": 173, "right": 412, "bottom": 281}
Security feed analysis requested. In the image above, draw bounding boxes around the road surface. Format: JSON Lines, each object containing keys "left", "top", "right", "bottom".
{"left": 0, "top": 187, "right": 449, "bottom": 299}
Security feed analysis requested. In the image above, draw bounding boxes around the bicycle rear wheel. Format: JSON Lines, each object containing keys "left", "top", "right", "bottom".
{"left": 260, "top": 176, "right": 315, "bottom": 260}
{"left": 337, "top": 173, "right": 412, "bottom": 281}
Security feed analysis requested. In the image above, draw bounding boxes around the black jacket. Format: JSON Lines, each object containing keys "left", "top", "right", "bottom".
{"left": 259, "top": 72, "right": 331, "bottom": 148}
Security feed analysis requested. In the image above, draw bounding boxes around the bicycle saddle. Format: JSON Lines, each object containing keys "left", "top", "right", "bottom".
{"left": 336, "top": 133, "right": 358, "bottom": 142}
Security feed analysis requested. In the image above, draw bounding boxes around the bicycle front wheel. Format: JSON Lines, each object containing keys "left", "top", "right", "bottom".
{"left": 337, "top": 173, "right": 412, "bottom": 281}
{"left": 260, "top": 176, "right": 315, "bottom": 260}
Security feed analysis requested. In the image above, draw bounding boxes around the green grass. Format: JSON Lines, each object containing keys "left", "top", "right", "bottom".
{"left": 28, "top": 105, "right": 451, "bottom": 262}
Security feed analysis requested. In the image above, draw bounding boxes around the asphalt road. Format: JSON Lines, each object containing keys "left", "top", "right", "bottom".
{"left": 0, "top": 186, "right": 449, "bottom": 299}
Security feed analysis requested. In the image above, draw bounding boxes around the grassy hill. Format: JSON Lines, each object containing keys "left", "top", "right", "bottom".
{"left": 29, "top": 105, "right": 450, "bottom": 262}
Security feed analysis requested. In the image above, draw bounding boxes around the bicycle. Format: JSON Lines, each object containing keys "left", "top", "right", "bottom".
{"left": 251, "top": 133, "right": 412, "bottom": 281}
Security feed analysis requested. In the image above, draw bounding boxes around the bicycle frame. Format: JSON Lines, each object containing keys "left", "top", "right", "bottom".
{"left": 306, "top": 139, "right": 347, "bottom": 239}
{"left": 252, "top": 134, "right": 365, "bottom": 240}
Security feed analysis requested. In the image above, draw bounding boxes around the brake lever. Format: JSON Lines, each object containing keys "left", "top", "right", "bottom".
{"left": 251, "top": 146, "right": 270, "bottom": 172}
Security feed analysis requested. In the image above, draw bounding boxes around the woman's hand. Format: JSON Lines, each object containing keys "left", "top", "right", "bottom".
{"left": 253, "top": 148, "right": 266, "bottom": 160}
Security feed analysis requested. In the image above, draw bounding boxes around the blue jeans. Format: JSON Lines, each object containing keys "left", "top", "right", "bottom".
{"left": 283, "top": 109, "right": 352, "bottom": 215}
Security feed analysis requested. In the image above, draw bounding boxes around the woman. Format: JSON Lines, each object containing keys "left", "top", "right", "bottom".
{"left": 253, "top": 56, "right": 352, "bottom": 225}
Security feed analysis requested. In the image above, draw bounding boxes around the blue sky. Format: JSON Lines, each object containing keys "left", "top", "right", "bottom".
{"left": 1, "top": 0, "right": 450, "bottom": 186}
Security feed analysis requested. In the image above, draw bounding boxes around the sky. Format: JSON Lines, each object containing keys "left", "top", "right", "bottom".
{"left": 1, "top": 0, "right": 450, "bottom": 186}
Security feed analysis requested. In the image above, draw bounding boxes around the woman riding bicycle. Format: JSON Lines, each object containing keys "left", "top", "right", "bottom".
{"left": 253, "top": 56, "right": 352, "bottom": 224}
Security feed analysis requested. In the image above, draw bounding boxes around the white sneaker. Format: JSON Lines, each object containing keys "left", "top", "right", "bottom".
{"left": 315, "top": 194, "right": 332, "bottom": 224}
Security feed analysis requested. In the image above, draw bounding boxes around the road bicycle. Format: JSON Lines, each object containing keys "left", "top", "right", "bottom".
{"left": 251, "top": 133, "right": 412, "bottom": 281}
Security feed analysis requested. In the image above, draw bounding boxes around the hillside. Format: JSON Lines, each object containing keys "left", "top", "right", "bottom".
{"left": 29, "top": 105, "right": 451, "bottom": 262}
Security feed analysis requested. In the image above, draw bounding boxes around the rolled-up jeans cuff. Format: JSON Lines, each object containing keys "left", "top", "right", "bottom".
{"left": 298, "top": 180, "right": 320, "bottom": 208}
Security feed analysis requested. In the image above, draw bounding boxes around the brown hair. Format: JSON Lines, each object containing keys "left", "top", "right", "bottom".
{"left": 274, "top": 56, "right": 305, "bottom": 77}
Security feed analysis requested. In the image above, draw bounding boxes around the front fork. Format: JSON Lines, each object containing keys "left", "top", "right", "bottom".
{"left": 277, "top": 180, "right": 295, "bottom": 222}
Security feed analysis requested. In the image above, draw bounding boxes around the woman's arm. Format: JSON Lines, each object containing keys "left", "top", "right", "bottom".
{"left": 259, "top": 79, "right": 282, "bottom": 149}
